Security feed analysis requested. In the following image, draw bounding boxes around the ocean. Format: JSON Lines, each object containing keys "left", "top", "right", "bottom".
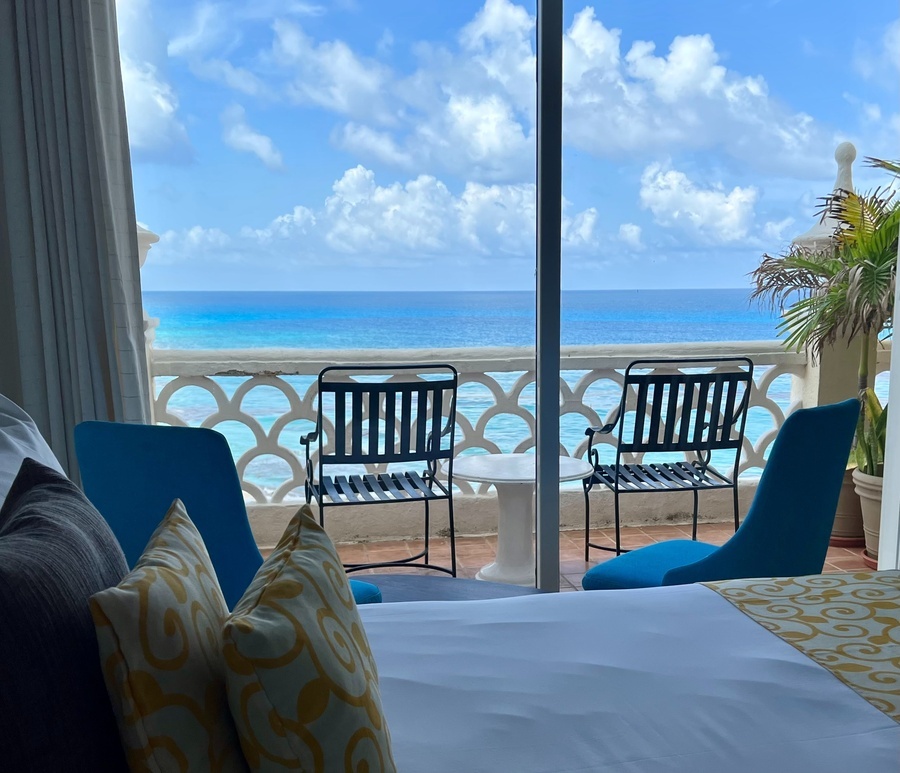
{"left": 143, "top": 289, "right": 879, "bottom": 498}
{"left": 143, "top": 289, "right": 781, "bottom": 350}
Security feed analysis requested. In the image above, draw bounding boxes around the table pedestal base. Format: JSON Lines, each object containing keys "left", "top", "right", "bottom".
{"left": 475, "top": 482, "right": 535, "bottom": 586}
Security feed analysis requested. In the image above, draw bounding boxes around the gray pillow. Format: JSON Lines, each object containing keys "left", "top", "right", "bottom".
{"left": 0, "top": 458, "right": 129, "bottom": 772}
{"left": 0, "top": 394, "right": 63, "bottom": 505}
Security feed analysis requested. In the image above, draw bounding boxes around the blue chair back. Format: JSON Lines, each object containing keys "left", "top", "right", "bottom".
{"left": 74, "top": 422, "right": 263, "bottom": 609}
{"left": 664, "top": 398, "right": 859, "bottom": 585}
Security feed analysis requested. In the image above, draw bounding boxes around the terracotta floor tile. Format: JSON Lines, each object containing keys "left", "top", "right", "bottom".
{"left": 826, "top": 546, "right": 862, "bottom": 559}
{"left": 560, "top": 559, "right": 592, "bottom": 575}
{"left": 826, "top": 555, "right": 869, "bottom": 570}
{"left": 331, "top": 520, "right": 865, "bottom": 591}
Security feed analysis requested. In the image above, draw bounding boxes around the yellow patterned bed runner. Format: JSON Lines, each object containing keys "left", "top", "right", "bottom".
{"left": 705, "top": 571, "right": 900, "bottom": 723}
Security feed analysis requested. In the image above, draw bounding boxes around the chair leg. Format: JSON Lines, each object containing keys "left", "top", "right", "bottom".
{"left": 732, "top": 484, "right": 740, "bottom": 532}
{"left": 583, "top": 483, "right": 591, "bottom": 562}
{"left": 318, "top": 501, "right": 325, "bottom": 528}
{"left": 691, "top": 489, "right": 699, "bottom": 541}
{"left": 424, "top": 498, "right": 431, "bottom": 566}
{"left": 447, "top": 497, "right": 457, "bottom": 577}
{"left": 614, "top": 492, "right": 622, "bottom": 556}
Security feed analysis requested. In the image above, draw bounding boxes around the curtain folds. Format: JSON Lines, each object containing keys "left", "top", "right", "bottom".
{"left": 0, "top": 0, "right": 149, "bottom": 477}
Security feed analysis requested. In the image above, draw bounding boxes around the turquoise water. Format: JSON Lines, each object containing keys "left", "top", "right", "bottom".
{"left": 144, "top": 289, "right": 781, "bottom": 350}
{"left": 143, "top": 290, "right": 886, "bottom": 497}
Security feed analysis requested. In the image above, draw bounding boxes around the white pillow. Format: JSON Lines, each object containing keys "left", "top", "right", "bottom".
{"left": 0, "top": 394, "right": 64, "bottom": 504}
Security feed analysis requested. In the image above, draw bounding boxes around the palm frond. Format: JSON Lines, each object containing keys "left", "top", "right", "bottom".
{"left": 866, "top": 156, "right": 900, "bottom": 180}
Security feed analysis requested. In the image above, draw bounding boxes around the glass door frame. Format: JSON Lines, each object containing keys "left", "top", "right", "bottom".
{"left": 534, "top": 0, "right": 563, "bottom": 591}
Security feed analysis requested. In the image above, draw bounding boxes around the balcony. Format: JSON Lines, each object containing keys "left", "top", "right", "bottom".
{"left": 147, "top": 338, "right": 891, "bottom": 554}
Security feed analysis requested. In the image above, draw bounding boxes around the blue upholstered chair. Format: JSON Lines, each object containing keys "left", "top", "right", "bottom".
{"left": 74, "top": 422, "right": 381, "bottom": 608}
{"left": 582, "top": 399, "right": 859, "bottom": 591}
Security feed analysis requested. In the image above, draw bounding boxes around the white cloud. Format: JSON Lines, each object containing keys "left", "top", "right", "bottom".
{"left": 157, "top": 0, "right": 844, "bottom": 180}
{"left": 115, "top": 0, "right": 191, "bottom": 162}
{"left": 618, "top": 223, "right": 644, "bottom": 250}
{"left": 243, "top": 0, "right": 325, "bottom": 19}
{"left": 438, "top": 94, "right": 532, "bottom": 179}
{"left": 157, "top": 165, "right": 596, "bottom": 267}
{"left": 887, "top": 19, "right": 900, "bottom": 70}
{"left": 323, "top": 167, "right": 456, "bottom": 254}
{"left": 271, "top": 20, "right": 393, "bottom": 123}
{"left": 242, "top": 206, "right": 316, "bottom": 241}
{"left": 119, "top": 57, "right": 191, "bottom": 160}
{"left": 337, "top": 124, "right": 414, "bottom": 169}
{"left": 855, "top": 19, "right": 900, "bottom": 80}
{"left": 167, "top": 2, "right": 223, "bottom": 58}
{"left": 761, "top": 217, "right": 795, "bottom": 244}
{"left": 639, "top": 163, "right": 758, "bottom": 244}
{"left": 376, "top": 29, "right": 394, "bottom": 57}
{"left": 562, "top": 10, "right": 829, "bottom": 176}
{"left": 190, "top": 59, "right": 270, "bottom": 97}
{"left": 562, "top": 207, "right": 599, "bottom": 249}
{"left": 153, "top": 226, "right": 231, "bottom": 265}
{"left": 459, "top": 0, "right": 536, "bottom": 112}
{"left": 338, "top": 1, "right": 833, "bottom": 179}
{"left": 221, "top": 104, "right": 284, "bottom": 170}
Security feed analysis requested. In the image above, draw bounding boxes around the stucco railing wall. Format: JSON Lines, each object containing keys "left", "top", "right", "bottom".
{"left": 147, "top": 340, "right": 851, "bottom": 545}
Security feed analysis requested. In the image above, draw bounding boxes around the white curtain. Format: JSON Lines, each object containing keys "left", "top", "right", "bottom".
{"left": 0, "top": 0, "right": 149, "bottom": 478}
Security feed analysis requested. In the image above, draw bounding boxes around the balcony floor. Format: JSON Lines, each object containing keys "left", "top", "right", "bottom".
{"left": 336, "top": 523, "right": 869, "bottom": 591}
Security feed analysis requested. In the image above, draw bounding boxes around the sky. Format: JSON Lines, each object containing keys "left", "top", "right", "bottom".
{"left": 119, "top": 0, "right": 900, "bottom": 292}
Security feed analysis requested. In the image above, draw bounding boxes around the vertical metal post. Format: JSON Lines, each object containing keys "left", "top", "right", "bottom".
{"left": 535, "top": 0, "right": 563, "bottom": 591}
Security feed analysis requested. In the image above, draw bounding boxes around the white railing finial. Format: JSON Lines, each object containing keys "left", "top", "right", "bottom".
{"left": 792, "top": 142, "right": 857, "bottom": 252}
{"left": 833, "top": 141, "right": 856, "bottom": 193}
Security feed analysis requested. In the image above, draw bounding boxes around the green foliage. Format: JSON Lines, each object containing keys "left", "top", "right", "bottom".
{"left": 855, "top": 388, "right": 888, "bottom": 476}
{"left": 751, "top": 156, "right": 899, "bottom": 477}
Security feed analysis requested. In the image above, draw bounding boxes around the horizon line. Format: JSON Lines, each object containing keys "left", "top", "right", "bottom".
{"left": 141, "top": 287, "right": 755, "bottom": 294}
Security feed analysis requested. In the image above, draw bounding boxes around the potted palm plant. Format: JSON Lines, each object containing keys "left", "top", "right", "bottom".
{"left": 752, "top": 156, "right": 898, "bottom": 564}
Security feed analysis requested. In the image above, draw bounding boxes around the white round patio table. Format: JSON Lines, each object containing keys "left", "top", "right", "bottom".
{"left": 448, "top": 453, "right": 594, "bottom": 586}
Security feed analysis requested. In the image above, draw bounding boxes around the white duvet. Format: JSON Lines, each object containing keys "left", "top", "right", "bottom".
{"left": 360, "top": 583, "right": 900, "bottom": 773}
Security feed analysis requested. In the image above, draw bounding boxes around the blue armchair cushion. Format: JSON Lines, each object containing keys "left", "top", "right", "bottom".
{"left": 0, "top": 458, "right": 129, "bottom": 772}
{"left": 582, "top": 540, "right": 719, "bottom": 590}
{"left": 350, "top": 579, "right": 383, "bottom": 605}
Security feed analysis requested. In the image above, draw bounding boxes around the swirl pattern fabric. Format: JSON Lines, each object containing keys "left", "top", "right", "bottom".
{"left": 90, "top": 499, "right": 248, "bottom": 772}
{"left": 222, "top": 505, "right": 395, "bottom": 773}
{"left": 706, "top": 571, "right": 900, "bottom": 722}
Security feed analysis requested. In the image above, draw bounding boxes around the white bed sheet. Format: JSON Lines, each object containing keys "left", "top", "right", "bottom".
{"left": 360, "top": 583, "right": 900, "bottom": 773}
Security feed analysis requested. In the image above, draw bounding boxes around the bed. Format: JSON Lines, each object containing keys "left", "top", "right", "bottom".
{"left": 360, "top": 573, "right": 900, "bottom": 773}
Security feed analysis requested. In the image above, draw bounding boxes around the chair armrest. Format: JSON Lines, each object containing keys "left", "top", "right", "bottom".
{"left": 300, "top": 429, "right": 319, "bottom": 473}
{"left": 585, "top": 405, "right": 621, "bottom": 437}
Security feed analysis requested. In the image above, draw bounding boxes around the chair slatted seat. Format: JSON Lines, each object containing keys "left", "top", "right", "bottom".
{"left": 303, "top": 364, "right": 458, "bottom": 575}
{"left": 584, "top": 357, "right": 753, "bottom": 557}
{"left": 310, "top": 470, "right": 446, "bottom": 504}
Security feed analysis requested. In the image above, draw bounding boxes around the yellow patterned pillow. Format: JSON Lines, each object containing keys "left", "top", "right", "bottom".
{"left": 222, "top": 505, "right": 395, "bottom": 772}
{"left": 90, "top": 499, "right": 247, "bottom": 772}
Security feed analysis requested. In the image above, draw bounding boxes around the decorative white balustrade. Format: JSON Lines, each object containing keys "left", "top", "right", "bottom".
{"left": 150, "top": 340, "right": 823, "bottom": 503}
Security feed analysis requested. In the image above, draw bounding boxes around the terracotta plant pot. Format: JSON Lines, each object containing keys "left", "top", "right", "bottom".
{"left": 852, "top": 468, "right": 883, "bottom": 565}
{"left": 829, "top": 469, "right": 865, "bottom": 547}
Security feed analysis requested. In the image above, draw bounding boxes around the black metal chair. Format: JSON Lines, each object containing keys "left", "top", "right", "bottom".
{"left": 302, "top": 363, "right": 458, "bottom": 575}
{"left": 583, "top": 357, "right": 753, "bottom": 558}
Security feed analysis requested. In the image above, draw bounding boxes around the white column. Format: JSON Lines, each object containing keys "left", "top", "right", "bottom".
{"left": 878, "top": 250, "right": 900, "bottom": 570}
{"left": 137, "top": 224, "right": 160, "bottom": 423}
